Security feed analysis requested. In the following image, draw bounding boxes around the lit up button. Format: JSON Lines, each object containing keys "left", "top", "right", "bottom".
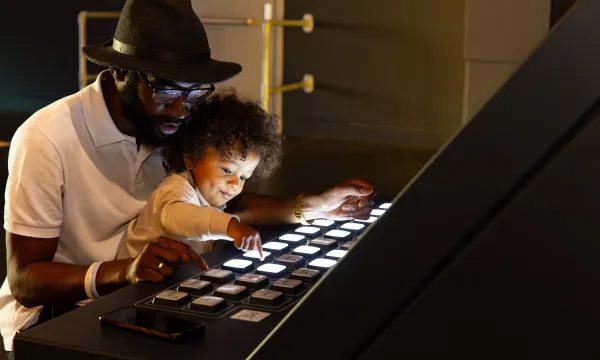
{"left": 341, "top": 240, "right": 357, "bottom": 250}
{"left": 190, "top": 296, "right": 227, "bottom": 314}
{"left": 250, "top": 289, "right": 285, "bottom": 307}
{"left": 309, "top": 238, "right": 338, "bottom": 251}
{"left": 311, "top": 219, "right": 335, "bottom": 231}
{"left": 325, "top": 249, "right": 347, "bottom": 261}
{"left": 290, "top": 268, "right": 322, "bottom": 284}
{"left": 256, "top": 263, "right": 287, "bottom": 279}
{"left": 292, "top": 245, "right": 322, "bottom": 260}
{"left": 262, "top": 242, "right": 289, "bottom": 255}
{"left": 371, "top": 209, "right": 385, "bottom": 216}
{"left": 295, "top": 226, "right": 320, "bottom": 236}
{"left": 235, "top": 273, "right": 270, "bottom": 290}
{"left": 214, "top": 284, "right": 249, "bottom": 302}
{"left": 272, "top": 278, "right": 303, "bottom": 295}
{"left": 222, "top": 259, "right": 254, "bottom": 274}
{"left": 355, "top": 216, "right": 377, "bottom": 224}
{"left": 278, "top": 234, "right": 306, "bottom": 248}
{"left": 379, "top": 203, "right": 392, "bottom": 209}
{"left": 308, "top": 258, "right": 337, "bottom": 271}
{"left": 178, "top": 279, "right": 212, "bottom": 296}
{"left": 153, "top": 290, "right": 191, "bottom": 308}
{"left": 275, "top": 254, "right": 306, "bottom": 270}
{"left": 242, "top": 250, "right": 273, "bottom": 264}
{"left": 200, "top": 269, "right": 235, "bottom": 284}
{"left": 324, "top": 229, "right": 352, "bottom": 242}
{"left": 340, "top": 222, "right": 365, "bottom": 234}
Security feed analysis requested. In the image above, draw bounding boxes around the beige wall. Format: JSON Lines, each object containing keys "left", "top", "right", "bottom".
{"left": 462, "top": 0, "right": 551, "bottom": 123}
{"left": 282, "top": 0, "right": 467, "bottom": 149}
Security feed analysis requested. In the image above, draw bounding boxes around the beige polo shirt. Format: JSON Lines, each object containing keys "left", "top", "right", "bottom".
{"left": 0, "top": 71, "right": 166, "bottom": 351}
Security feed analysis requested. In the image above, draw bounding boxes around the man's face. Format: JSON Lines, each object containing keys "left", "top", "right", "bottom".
{"left": 191, "top": 146, "right": 261, "bottom": 207}
{"left": 119, "top": 72, "right": 203, "bottom": 146}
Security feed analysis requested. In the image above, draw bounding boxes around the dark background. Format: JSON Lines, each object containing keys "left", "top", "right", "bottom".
{"left": 0, "top": 0, "right": 578, "bottom": 357}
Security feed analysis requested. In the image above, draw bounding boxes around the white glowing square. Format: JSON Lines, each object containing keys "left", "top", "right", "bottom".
{"left": 371, "top": 209, "right": 385, "bottom": 216}
{"left": 355, "top": 216, "right": 377, "bottom": 223}
{"left": 279, "top": 234, "right": 306, "bottom": 242}
{"left": 257, "top": 263, "right": 286, "bottom": 273}
{"left": 313, "top": 219, "right": 335, "bottom": 227}
{"left": 223, "top": 259, "right": 253, "bottom": 269}
{"left": 341, "top": 223, "right": 365, "bottom": 230}
{"left": 295, "top": 226, "right": 320, "bottom": 234}
{"left": 326, "top": 250, "right": 347, "bottom": 259}
{"left": 243, "top": 251, "right": 272, "bottom": 260}
{"left": 309, "top": 258, "right": 337, "bottom": 269}
{"left": 293, "top": 246, "right": 320, "bottom": 255}
{"left": 263, "top": 242, "right": 288, "bottom": 250}
{"left": 325, "top": 230, "right": 351, "bottom": 238}
{"left": 379, "top": 203, "right": 392, "bottom": 209}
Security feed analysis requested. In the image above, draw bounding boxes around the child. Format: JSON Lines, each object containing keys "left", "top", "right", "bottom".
{"left": 117, "top": 92, "right": 283, "bottom": 260}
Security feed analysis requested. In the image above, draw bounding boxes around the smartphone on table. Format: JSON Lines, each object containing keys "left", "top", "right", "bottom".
{"left": 99, "top": 306, "right": 205, "bottom": 342}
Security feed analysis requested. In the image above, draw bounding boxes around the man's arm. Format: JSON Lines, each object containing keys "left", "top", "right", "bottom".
{"left": 227, "top": 178, "right": 376, "bottom": 225}
{"left": 7, "top": 232, "right": 132, "bottom": 307}
{"left": 226, "top": 194, "right": 307, "bottom": 225}
{"left": 7, "top": 232, "right": 207, "bottom": 308}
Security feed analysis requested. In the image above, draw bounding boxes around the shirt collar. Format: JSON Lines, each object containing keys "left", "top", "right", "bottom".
{"left": 80, "top": 70, "right": 132, "bottom": 148}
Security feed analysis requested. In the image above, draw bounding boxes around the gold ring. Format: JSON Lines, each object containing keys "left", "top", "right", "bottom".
{"left": 158, "top": 262, "right": 164, "bottom": 270}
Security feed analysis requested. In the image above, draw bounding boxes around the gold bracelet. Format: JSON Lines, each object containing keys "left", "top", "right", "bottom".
{"left": 295, "top": 193, "right": 314, "bottom": 225}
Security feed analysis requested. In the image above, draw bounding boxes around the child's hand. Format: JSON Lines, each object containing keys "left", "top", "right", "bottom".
{"left": 227, "top": 219, "right": 263, "bottom": 259}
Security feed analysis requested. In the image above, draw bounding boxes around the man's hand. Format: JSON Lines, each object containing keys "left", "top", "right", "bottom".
{"left": 227, "top": 219, "right": 263, "bottom": 259}
{"left": 126, "top": 237, "right": 208, "bottom": 284}
{"left": 308, "top": 178, "right": 376, "bottom": 221}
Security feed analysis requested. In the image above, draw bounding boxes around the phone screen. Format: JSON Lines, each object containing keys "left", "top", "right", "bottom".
{"left": 100, "top": 306, "right": 205, "bottom": 341}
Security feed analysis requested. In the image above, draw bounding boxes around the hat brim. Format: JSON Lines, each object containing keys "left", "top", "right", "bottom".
{"left": 82, "top": 40, "right": 242, "bottom": 84}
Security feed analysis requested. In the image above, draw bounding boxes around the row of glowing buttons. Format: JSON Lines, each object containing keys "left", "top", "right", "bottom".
{"left": 219, "top": 249, "right": 344, "bottom": 276}
{"left": 286, "top": 204, "right": 389, "bottom": 246}
{"left": 152, "top": 265, "right": 328, "bottom": 311}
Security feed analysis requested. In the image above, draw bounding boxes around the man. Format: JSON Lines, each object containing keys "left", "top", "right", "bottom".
{"left": 0, "top": 0, "right": 374, "bottom": 356}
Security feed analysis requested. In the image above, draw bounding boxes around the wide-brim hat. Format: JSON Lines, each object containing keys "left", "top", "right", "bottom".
{"left": 82, "top": 0, "right": 242, "bottom": 84}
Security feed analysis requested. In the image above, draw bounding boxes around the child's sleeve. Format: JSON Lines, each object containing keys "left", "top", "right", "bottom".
{"left": 160, "top": 202, "right": 236, "bottom": 240}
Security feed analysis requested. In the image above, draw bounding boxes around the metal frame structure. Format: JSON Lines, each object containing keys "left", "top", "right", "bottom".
{"left": 77, "top": 5, "right": 314, "bottom": 131}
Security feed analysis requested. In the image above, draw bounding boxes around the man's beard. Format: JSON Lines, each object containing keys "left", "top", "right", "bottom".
{"left": 119, "top": 74, "right": 186, "bottom": 147}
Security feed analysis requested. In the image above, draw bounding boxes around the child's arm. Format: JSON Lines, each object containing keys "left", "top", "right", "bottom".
{"left": 164, "top": 202, "right": 263, "bottom": 258}
{"left": 227, "top": 178, "right": 376, "bottom": 225}
{"left": 161, "top": 202, "right": 235, "bottom": 240}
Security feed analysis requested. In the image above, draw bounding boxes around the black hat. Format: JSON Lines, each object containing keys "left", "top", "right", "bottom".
{"left": 82, "top": 0, "right": 242, "bottom": 84}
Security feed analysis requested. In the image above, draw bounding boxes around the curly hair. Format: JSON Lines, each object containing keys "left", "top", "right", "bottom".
{"left": 162, "top": 91, "right": 283, "bottom": 179}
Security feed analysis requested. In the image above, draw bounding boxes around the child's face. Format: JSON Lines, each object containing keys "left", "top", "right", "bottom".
{"left": 191, "top": 146, "right": 260, "bottom": 207}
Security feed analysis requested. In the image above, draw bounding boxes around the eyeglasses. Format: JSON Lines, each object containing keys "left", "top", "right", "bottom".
{"left": 138, "top": 72, "right": 215, "bottom": 104}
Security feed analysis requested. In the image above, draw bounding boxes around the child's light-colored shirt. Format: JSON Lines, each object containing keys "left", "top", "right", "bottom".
{"left": 118, "top": 171, "right": 238, "bottom": 259}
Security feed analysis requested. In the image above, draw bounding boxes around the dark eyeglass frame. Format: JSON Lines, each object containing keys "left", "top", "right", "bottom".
{"left": 137, "top": 72, "right": 215, "bottom": 104}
